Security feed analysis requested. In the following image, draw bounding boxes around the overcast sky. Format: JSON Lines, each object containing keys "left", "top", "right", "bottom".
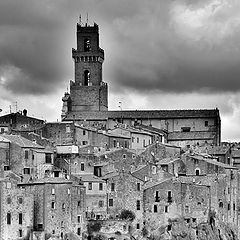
{"left": 0, "top": 0, "right": 240, "bottom": 141}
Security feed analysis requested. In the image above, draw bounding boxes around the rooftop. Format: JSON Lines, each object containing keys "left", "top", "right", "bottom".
{"left": 2, "top": 134, "right": 44, "bottom": 148}
{"left": 63, "top": 109, "right": 220, "bottom": 121}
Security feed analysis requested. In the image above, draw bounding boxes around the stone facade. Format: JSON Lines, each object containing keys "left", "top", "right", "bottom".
{"left": 143, "top": 178, "right": 210, "bottom": 236}
{"left": 19, "top": 177, "right": 86, "bottom": 239}
{"left": 0, "top": 173, "right": 34, "bottom": 240}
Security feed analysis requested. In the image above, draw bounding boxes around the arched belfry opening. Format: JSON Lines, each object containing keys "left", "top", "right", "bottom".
{"left": 84, "top": 38, "right": 91, "bottom": 52}
{"left": 84, "top": 70, "right": 90, "bottom": 86}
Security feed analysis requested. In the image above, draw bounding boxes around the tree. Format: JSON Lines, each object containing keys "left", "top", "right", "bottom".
{"left": 119, "top": 209, "right": 135, "bottom": 221}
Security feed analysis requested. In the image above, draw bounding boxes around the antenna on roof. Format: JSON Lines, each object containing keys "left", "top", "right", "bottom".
{"left": 79, "top": 14, "right": 82, "bottom": 25}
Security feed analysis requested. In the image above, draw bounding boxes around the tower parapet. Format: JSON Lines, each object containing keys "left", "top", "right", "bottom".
{"left": 61, "top": 21, "right": 108, "bottom": 119}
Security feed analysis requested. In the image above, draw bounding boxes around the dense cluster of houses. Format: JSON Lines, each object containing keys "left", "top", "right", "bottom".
{"left": 0, "top": 112, "right": 239, "bottom": 240}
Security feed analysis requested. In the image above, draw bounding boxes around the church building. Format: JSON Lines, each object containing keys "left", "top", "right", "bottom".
{"left": 61, "top": 22, "right": 221, "bottom": 147}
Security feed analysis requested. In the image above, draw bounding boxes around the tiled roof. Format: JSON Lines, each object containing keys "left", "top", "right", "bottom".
{"left": 0, "top": 135, "right": 11, "bottom": 142}
{"left": 168, "top": 131, "right": 215, "bottom": 141}
{"left": 158, "top": 158, "right": 180, "bottom": 165}
{"left": 191, "top": 155, "right": 237, "bottom": 169}
{"left": 2, "top": 134, "right": 44, "bottom": 148}
{"left": 143, "top": 177, "right": 172, "bottom": 190}
{"left": 32, "top": 149, "right": 54, "bottom": 154}
{"left": 102, "top": 171, "right": 119, "bottom": 179}
{"left": 72, "top": 174, "right": 105, "bottom": 183}
{"left": 95, "top": 148, "right": 136, "bottom": 157}
{"left": 131, "top": 165, "right": 148, "bottom": 181}
{"left": 206, "top": 145, "right": 230, "bottom": 155}
{"left": 18, "top": 177, "right": 72, "bottom": 185}
{"left": 63, "top": 109, "right": 219, "bottom": 121}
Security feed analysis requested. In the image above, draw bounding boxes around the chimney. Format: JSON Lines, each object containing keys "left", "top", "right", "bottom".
{"left": 23, "top": 109, "right": 27, "bottom": 116}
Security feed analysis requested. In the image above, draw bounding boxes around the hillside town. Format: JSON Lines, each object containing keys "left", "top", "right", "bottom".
{"left": 0, "top": 21, "right": 239, "bottom": 240}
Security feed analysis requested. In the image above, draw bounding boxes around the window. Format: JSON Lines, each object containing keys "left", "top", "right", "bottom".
{"left": 6, "top": 182, "right": 11, "bottom": 189}
{"left": 82, "top": 141, "right": 88, "bottom": 145}
{"left": 99, "top": 183, "right": 103, "bottom": 191}
{"left": 167, "top": 191, "right": 172, "bottom": 203}
{"left": 185, "top": 206, "right": 189, "bottom": 213}
{"left": 54, "top": 171, "right": 59, "bottom": 178}
{"left": 122, "top": 154, "right": 126, "bottom": 159}
{"left": 136, "top": 223, "right": 140, "bottom": 229}
{"left": 4, "top": 166, "right": 10, "bottom": 171}
{"left": 62, "top": 203, "right": 66, "bottom": 210}
{"left": 137, "top": 183, "right": 141, "bottom": 191}
{"left": 137, "top": 137, "right": 139, "bottom": 143}
{"left": 155, "top": 191, "right": 160, "bottom": 202}
{"left": 83, "top": 130, "right": 86, "bottom": 135}
{"left": 45, "top": 153, "right": 52, "bottom": 164}
{"left": 154, "top": 205, "right": 158, "bottom": 213}
{"left": 165, "top": 206, "right": 169, "bottom": 213}
{"left": 111, "top": 183, "right": 115, "bottom": 191}
{"left": 80, "top": 163, "right": 85, "bottom": 171}
{"left": 7, "top": 197, "right": 11, "bottom": 204}
{"left": 228, "top": 203, "right": 230, "bottom": 211}
{"left": 99, "top": 200, "right": 104, "bottom": 208}
{"left": 84, "top": 70, "right": 90, "bottom": 86}
{"left": 88, "top": 183, "right": 92, "bottom": 190}
{"left": 19, "top": 229, "right": 23, "bottom": 237}
{"left": 181, "top": 127, "right": 191, "bottom": 132}
{"left": 7, "top": 212, "right": 11, "bottom": 224}
{"left": 219, "top": 201, "right": 223, "bottom": 208}
{"left": 23, "top": 168, "right": 30, "bottom": 174}
{"left": 78, "top": 201, "right": 81, "bottom": 207}
{"left": 136, "top": 200, "right": 140, "bottom": 210}
{"left": 52, "top": 202, "right": 55, "bottom": 209}
{"left": 77, "top": 227, "right": 81, "bottom": 235}
{"left": 205, "top": 121, "right": 208, "bottom": 127}
{"left": 77, "top": 215, "right": 82, "bottom": 223}
{"left": 132, "top": 154, "right": 136, "bottom": 159}
{"left": 132, "top": 137, "right": 134, "bottom": 143}
{"left": 1, "top": 128, "right": 4, "bottom": 133}
{"left": 143, "top": 139, "right": 145, "bottom": 147}
{"left": 68, "top": 188, "right": 70, "bottom": 195}
{"left": 18, "top": 197, "right": 23, "bottom": 204}
{"left": 52, "top": 188, "right": 55, "bottom": 195}
{"left": 195, "top": 169, "right": 200, "bottom": 176}
{"left": 24, "top": 150, "right": 29, "bottom": 159}
{"left": 19, "top": 213, "right": 23, "bottom": 225}
{"left": 113, "top": 140, "right": 117, "bottom": 148}
{"left": 84, "top": 38, "right": 91, "bottom": 52}
{"left": 109, "top": 199, "right": 113, "bottom": 207}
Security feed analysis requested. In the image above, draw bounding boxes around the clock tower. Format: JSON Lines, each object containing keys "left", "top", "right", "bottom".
{"left": 62, "top": 22, "right": 108, "bottom": 119}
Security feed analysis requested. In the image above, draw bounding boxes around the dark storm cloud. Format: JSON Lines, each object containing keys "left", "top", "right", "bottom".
{"left": 1, "top": 0, "right": 240, "bottom": 96}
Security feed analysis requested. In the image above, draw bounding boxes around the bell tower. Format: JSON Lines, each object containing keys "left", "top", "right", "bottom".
{"left": 62, "top": 22, "right": 108, "bottom": 119}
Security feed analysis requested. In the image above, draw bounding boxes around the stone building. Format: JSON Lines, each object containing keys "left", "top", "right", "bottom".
{"left": 143, "top": 178, "right": 211, "bottom": 236}
{"left": 18, "top": 177, "right": 86, "bottom": 240}
{"left": 103, "top": 171, "right": 145, "bottom": 237}
{"left": 72, "top": 174, "right": 107, "bottom": 220}
{"left": 182, "top": 153, "right": 237, "bottom": 176}
{"left": 0, "top": 172, "right": 34, "bottom": 240}
{"left": 61, "top": 21, "right": 221, "bottom": 147}
{"left": 0, "top": 134, "right": 54, "bottom": 181}
{"left": 0, "top": 111, "right": 44, "bottom": 133}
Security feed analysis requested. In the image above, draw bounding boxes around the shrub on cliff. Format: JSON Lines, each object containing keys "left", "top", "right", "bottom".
{"left": 119, "top": 209, "right": 135, "bottom": 221}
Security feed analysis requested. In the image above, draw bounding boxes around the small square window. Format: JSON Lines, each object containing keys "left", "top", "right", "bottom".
{"left": 109, "top": 199, "right": 113, "bottom": 207}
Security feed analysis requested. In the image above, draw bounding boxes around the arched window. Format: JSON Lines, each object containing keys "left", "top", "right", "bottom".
{"left": 84, "top": 70, "right": 90, "bottom": 86}
{"left": 195, "top": 168, "right": 200, "bottom": 176}
{"left": 84, "top": 38, "right": 91, "bottom": 52}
